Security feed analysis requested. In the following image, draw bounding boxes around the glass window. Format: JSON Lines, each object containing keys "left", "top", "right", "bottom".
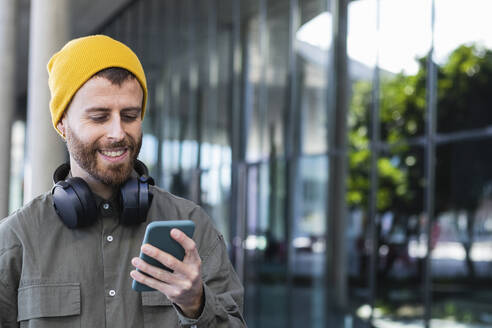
{"left": 265, "top": 0, "right": 290, "bottom": 158}
{"left": 378, "top": 0, "right": 432, "bottom": 144}
{"left": 243, "top": 0, "right": 266, "bottom": 162}
{"left": 432, "top": 139, "right": 492, "bottom": 327}
{"left": 193, "top": 0, "right": 233, "bottom": 238}
{"left": 296, "top": 0, "right": 330, "bottom": 155}
{"left": 372, "top": 146, "right": 426, "bottom": 327}
{"left": 291, "top": 155, "right": 327, "bottom": 327}
{"left": 9, "top": 121, "right": 25, "bottom": 213}
{"left": 347, "top": 0, "right": 376, "bottom": 320}
{"left": 435, "top": 0, "right": 492, "bottom": 134}
{"left": 243, "top": 162, "right": 289, "bottom": 327}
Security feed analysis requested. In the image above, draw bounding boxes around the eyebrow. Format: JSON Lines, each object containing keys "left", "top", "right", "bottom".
{"left": 121, "top": 107, "right": 142, "bottom": 113}
{"left": 85, "top": 107, "right": 110, "bottom": 114}
{"left": 84, "top": 107, "right": 142, "bottom": 114}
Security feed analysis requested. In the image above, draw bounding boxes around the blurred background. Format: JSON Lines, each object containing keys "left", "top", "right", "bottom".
{"left": 2, "top": 0, "right": 492, "bottom": 327}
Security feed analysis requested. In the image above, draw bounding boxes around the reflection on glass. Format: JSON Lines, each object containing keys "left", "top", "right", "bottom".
{"left": 9, "top": 121, "right": 25, "bottom": 213}
{"left": 244, "top": 162, "right": 288, "bottom": 328}
{"left": 432, "top": 140, "right": 492, "bottom": 326}
{"left": 139, "top": 134, "right": 158, "bottom": 170}
{"left": 434, "top": 0, "right": 492, "bottom": 65}
{"left": 372, "top": 147, "right": 426, "bottom": 328}
{"left": 347, "top": 0, "right": 376, "bottom": 323}
{"left": 436, "top": 45, "right": 492, "bottom": 134}
{"left": 291, "top": 156, "right": 327, "bottom": 327}
{"left": 244, "top": 1, "right": 265, "bottom": 163}
{"left": 96, "top": 0, "right": 492, "bottom": 327}
{"left": 200, "top": 166, "right": 231, "bottom": 241}
{"left": 347, "top": 0, "right": 377, "bottom": 78}
{"left": 378, "top": 0, "right": 431, "bottom": 143}
{"left": 435, "top": 0, "right": 492, "bottom": 133}
{"left": 265, "top": 1, "right": 289, "bottom": 158}
{"left": 296, "top": 156, "right": 327, "bottom": 251}
{"left": 296, "top": 1, "right": 330, "bottom": 155}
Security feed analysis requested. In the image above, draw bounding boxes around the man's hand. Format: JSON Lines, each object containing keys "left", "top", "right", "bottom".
{"left": 130, "top": 228, "right": 204, "bottom": 318}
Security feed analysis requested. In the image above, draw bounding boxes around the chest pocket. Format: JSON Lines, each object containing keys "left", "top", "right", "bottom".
{"left": 141, "top": 291, "right": 178, "bottom": 327}
{"left": 17, "top": 283, "right": 81, "bottom": 328}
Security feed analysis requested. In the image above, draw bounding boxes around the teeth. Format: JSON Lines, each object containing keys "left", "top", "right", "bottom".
{"left": 101, "top": 149, "right": 125, "bottom": 157}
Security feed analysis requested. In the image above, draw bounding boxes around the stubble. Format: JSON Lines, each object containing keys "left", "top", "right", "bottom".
{"left": 65, "top": 127, "right": 142, "bottom": 186}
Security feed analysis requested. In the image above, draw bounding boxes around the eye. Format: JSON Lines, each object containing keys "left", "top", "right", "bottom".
{"left": 90, "top": 115, "right": 107, "bottom": 122}
{"left": 122, "top": 114, "right": 139, "bottom": 122}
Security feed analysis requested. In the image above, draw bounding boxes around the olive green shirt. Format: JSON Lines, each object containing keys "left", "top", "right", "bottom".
{"left": 0, "top": 185, "right": 245, "bottom": 327}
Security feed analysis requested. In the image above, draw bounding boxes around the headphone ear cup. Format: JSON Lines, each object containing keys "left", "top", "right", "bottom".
{"left": 52, "top": 177, "right": 97, "bottom": 229}
{"left": 138, "top": 177, "right": 150, "bottom": 219}
{"left": 53, "top": 163, "right": 70, "bottom": 184}
{"left": 120, "top": 177, "right": 150, "bottom": 225}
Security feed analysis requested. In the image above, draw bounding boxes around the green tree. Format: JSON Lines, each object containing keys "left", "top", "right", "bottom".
{"left": 348, "top": 44, "right": 492, "bottom": 277}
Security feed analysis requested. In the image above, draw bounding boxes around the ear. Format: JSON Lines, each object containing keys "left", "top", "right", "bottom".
{"left": 57, "top": 118, "right": 66, "bottom": 137}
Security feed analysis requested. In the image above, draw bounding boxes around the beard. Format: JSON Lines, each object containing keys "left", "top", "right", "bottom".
{"left": 65, "top": 128, "right": 142, "bottom": 186}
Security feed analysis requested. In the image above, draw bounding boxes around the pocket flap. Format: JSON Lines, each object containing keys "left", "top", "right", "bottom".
{"left": 17, "top": 283, "right": 81, "bottom": 321}
{"left": 141, "top": 291, "right": 173, "bottom": 306}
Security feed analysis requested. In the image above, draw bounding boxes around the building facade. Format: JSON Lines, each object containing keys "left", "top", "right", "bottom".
{"left": 4, "top": 0, "right": 492, "bottom": 327}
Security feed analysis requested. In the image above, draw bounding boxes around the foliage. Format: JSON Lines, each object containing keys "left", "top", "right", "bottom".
{"left": 348, "top": 44, "right": 492, "bottom": 214}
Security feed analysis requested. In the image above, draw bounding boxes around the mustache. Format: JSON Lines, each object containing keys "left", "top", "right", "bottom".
{"left": 96, "top": 138, "right": 136, "bottom": 150}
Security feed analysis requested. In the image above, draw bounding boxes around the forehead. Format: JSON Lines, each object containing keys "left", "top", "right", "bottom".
{"left": 67, "top": 76, "right": 143, "bottom": 114}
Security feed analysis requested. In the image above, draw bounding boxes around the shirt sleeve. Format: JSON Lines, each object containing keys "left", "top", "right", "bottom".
{"left": 0, "top": 222, "right": 22, "bottom": 328}
{"left": 175, "top": 208, "right": 246, "bottom": 328}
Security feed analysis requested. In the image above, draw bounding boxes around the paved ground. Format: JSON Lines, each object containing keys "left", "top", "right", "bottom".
{"left": 244, "top": 282, "right": 492, "bottom": 328}
{"left": 373, "top": 318, "right": 491, "bottom": 328}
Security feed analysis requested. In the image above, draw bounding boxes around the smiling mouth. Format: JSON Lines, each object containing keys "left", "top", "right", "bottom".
{"left": 99, "top": 148, "right": 128, "bottom": 158}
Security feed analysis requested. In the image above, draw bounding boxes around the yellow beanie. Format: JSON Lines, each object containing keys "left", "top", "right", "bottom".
{"left": 47, "top": 35, "right": 148, "bottom": 135}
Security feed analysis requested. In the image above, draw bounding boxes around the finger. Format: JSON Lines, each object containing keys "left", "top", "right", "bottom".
{"left": 131, "top": 257, "right": 177, "bottom": 284}
{"left": 141, "top": 244, "right": 188, "bottom": 273}
{"left": 130, "top": 270, "right": 174, "bottom": 295}
{"left": 130, "top": 270, "right": 198, "bottom": 302}
{"left": 170, "top": 228, "right": 199, "bottom": 258}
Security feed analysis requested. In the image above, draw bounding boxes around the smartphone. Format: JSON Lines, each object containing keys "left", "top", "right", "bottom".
{"left": 132, "top": 220, "right": 195, "bottom": 292}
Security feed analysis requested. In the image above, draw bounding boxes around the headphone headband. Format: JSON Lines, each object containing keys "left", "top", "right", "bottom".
{"left": 52, "top": 160, "right": 154, "bottom": 229}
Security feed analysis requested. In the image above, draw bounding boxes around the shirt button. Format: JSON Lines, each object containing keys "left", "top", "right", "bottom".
{"left": 102, "top": 203, "right": 110, "bottom": 210}
{"left": 107, "top": 235, "right": 113, "bottom": 242}
{"left": 109, "top": 289, "right": 116, "bottom": 297}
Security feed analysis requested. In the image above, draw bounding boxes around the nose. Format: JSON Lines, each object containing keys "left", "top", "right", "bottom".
{"left": 106, "top": 115, "right": 125, "bottom": 141}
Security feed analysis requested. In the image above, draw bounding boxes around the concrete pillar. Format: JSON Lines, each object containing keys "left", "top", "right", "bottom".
{"left": 0, "top": 0, "right": 17, "bottom": 216}
{"left": 25, "top": 0, "right": 69, "bottom": 202}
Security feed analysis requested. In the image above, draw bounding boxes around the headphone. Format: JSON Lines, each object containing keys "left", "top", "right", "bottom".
{"left": 52, "top": 160, "right": 155, "bottom": 229}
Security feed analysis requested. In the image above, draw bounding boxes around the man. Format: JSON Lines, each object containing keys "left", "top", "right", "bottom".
{"left": 0, "top": 35, "right": 246, "bottom": 327}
